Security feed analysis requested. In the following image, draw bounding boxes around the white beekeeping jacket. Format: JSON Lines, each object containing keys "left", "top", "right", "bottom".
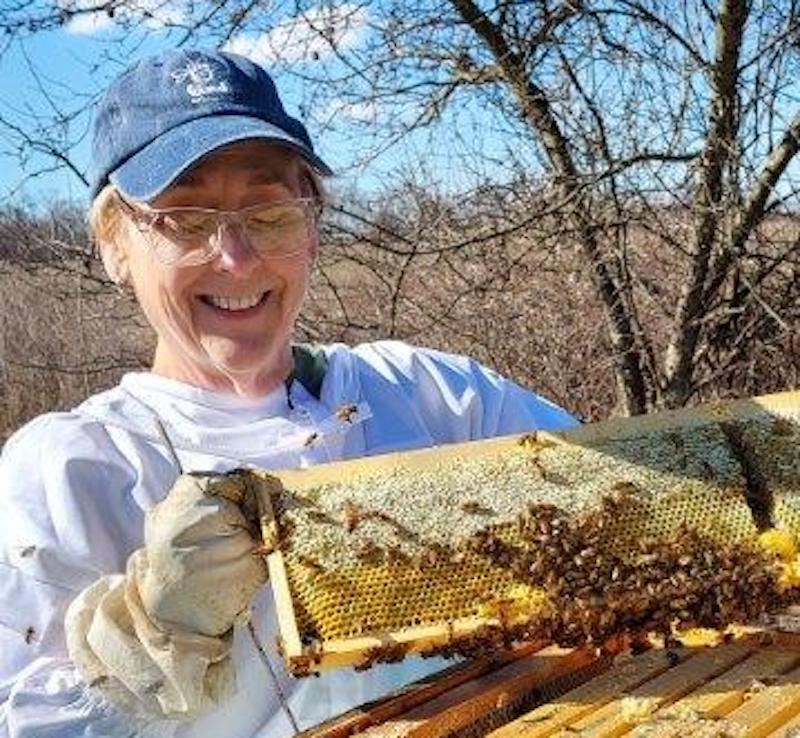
{"left": 0, "top": 341, "right": 577, "bottom": 738}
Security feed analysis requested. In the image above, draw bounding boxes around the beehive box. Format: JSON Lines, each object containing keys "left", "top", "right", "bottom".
{"left": 255, "top": 391, "right": 800, "bottom": 676}
{"left": 301, "top": 630, "right": 800, "bottom": 737}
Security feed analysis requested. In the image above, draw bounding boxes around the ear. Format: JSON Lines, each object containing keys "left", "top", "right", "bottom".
{"left": 98, "top": 238, "right": 131, "bottom": 287}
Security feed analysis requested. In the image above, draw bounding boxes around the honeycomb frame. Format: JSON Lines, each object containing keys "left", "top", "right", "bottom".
{"left": 254, "top": 390, "right": 800, "bottom": 675}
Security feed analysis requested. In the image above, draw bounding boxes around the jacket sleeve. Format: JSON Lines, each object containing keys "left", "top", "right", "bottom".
{"left": 0, "top": 413, "right": 175, "bottom": 738}
{"left": 351, "top": 340, "right": 579, "bottom": 447}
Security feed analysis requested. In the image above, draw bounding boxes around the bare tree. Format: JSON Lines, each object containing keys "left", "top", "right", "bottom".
{"left": 1, "top": 0, "right": 799, "bottom": 417}
{"left": 272, "top": 0, "right": 800, "bottom": 413}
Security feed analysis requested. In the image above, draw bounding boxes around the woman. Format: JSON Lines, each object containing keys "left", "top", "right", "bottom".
{"left": 0, "top": 48, "right": 577, "bottom": 737}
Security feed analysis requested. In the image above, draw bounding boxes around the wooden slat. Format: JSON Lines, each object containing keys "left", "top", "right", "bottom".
{"left": 487, "top": 647, "right": 691, "bottom": 738}
{"left": 304, "top": 615, "right": 551, "bottom": 671}
{"left": 565, "top": 644, "right": 753, "bottom": 738}
{"left": 260, "top": 391, "right": 800, "bottom": 493}
{"left": 639, "top": 719, "right": 737, "bottom": 738}
{"left": 301, "top": 643, "right": 542, "bottom": 738}
{"left": 765, "top": 707, "right": 800, "bottom": 737}
{"left": 252, "top": 472, "right": 282, "bottom": 553}
{"left": 714, "top": 664, "right": 800, "bottom": 738}
{"left": 267, "top": 551, "right": 304, "bottom": 661}
{"left": 664, "top": 648, "right": 800, "bottom": 717}
{"left": 359, "top": 645, "right": 601, "bottom": 738}
{"left": 307, "top": 637, "right": 800, "bottom": 737}
{"left": 625, "top": 648, "right": 799, "bottom": 738}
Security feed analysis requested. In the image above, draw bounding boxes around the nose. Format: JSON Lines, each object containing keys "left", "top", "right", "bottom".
{"left": 211, "top": 221, "right": 258, "bottom": 276}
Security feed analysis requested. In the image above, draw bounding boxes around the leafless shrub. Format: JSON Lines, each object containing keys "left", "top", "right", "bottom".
{"left": 0, "top": 205, "right": 151, "bottom": 441}
{"left": 2, "top": 184, "right": 798, "bottom": 443}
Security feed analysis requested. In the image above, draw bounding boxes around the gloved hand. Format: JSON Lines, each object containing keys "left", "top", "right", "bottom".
{"left": 65, "top": 470, "right": 269, "bottom": 721}
{"left": 139, "top": 471, "right": 267, "bottom": 636}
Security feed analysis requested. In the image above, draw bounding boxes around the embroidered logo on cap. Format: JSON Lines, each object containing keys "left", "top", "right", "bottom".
{"left": 171, "top": 60, "right": 230, "bottom": 104}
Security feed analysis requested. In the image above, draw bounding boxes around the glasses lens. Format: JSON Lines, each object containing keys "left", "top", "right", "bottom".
{"left": 145, "top": 211, "right": 214, "bottom": 265}
{"left": 159, "top": 211, "right": 217, "bottom": 241}
{"left": 244, "top": 201, "right": 313, "bottom": 256}
{"left": 128, "top": 199, "right": 317, "bottom": 265}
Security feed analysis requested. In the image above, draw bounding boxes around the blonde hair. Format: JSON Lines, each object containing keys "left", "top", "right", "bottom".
{"left": 301, "top": 164, "right": 327, "bottom": 206}
{"left": 88, "top": 184, "right": 125, "bottom": 246}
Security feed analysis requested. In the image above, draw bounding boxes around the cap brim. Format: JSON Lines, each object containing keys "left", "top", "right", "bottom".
{"left": 109, "top": 114, "right": 333, "bottom": 201}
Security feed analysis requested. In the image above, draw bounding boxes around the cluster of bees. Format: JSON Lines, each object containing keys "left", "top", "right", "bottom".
{"left": 465, "top": 489, "right": 791, "bottom": 650}
{"left": 333, "top": 484, "right": 796, "bottom": 667}
{"left": 353, "top": 641, "right": 409, "bottom": 672}
{"left": 285, "top": 482, "right": 797, "bottom": 669}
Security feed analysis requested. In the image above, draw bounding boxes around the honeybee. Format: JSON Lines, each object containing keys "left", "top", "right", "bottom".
{"left": 142, "top": 680, "right": 165, "bottom": 695}
{"left": 356, "top": 540, "right": 381, "bottom": 564}
{"left": 700, "top": 460, "right": 717, "bottom": 481}
{"left": 772, "top": 417, "right": 795, "bottom": 436}
{"left": 663, "top": 635, "right": 682, "bottom": 650}
{"left": 418, "top": 543, "right": 450, "bottom": 568}
{"left": 355, "top": 642, "right": 408, "bottom": 671}
{"left": 342, "top": 500, "right": 362, "bottom": 533}
{"left": 666, "top": 431, "right": 684, "bottom": 450}
{"left": 517, "top": 433, "right": 555, "bottom": 452}
{"left": 306, "top": 508, "right": 335, "bottom": 525}
{"left": 665, "top": 650, "right": 680, "bottom": 667}
{"left": 612, "top": 480, "right": 639, "bottom": 495}
{"left": 335, "top": 404, "right": 359, "bottom": 423}
{"left": 297, "top": 554, "right": 324, "bottom": 575}
{"left": 385, "top": 545, "right": 408, "bottom": 564}
{"left": 251, "top": 542, "right": 276, "bottom": 556}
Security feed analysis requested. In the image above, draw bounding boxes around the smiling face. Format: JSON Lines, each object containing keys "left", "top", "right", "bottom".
{"left": 102, "top": 141, "right": 319, "bottom": 397}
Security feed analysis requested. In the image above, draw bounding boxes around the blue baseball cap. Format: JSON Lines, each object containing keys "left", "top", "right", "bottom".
{"left": 89, "top": 48, "right": 333, "bottom": 201}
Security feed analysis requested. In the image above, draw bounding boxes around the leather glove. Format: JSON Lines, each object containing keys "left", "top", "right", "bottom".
{"left": 65, "top": 470, "right": 269, "bottom": 720}
{"left": 139, "top": 471, "right": 267, "bottom": 636}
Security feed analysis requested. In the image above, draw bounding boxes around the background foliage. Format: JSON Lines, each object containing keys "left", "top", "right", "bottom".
{"left": 2, "top": 0, "right": 800, "bottom": 440}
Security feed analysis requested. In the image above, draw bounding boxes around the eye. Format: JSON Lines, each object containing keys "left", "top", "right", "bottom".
{"left": 158, "top": 211, "right": 215, "bottom": 240}
{"left": 246, "top": 203, "right": 308, "bottom": 238}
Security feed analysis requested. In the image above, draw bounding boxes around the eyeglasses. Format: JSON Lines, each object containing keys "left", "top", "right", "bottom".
{"left": 116, "top": 195, "right": 321, "bottom": 266}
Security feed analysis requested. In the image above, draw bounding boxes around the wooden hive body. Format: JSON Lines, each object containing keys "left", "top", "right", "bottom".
{"left": 302, "top": 630, "right": 800, "bottom": 738}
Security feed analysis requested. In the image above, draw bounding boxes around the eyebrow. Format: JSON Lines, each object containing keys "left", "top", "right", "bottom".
{"left": 171, "top": 171, "right": 203, "bottom": 188}
{"left": 172, "top": 162, "right": 295, "bottom": 190}
{"left": 172, "top": 175, "right": 277, "bottom": 189}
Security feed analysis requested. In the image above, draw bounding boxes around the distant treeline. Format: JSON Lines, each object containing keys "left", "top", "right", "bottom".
{"left": 1, "top": 188, "right": 798, "bottom": 443}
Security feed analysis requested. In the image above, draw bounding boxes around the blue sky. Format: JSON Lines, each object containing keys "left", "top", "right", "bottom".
{"left": 0, "top": 1, "right": 548, "bottom": 209}
{"left": 1, "top": 33, "right": 93, "bottom": 203}
{"left": 3, "top": 4, "right": 799, "bottom": 211}
{"left": 0, "top": 29, "right": 356, "bottom": 205}
{"left": 0, "top": 4, "right": 411, "bottom": 206}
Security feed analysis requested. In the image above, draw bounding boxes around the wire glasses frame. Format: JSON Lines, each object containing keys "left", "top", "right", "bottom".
{"left": 115, "top": 194, "right": 322, "bottom": 266}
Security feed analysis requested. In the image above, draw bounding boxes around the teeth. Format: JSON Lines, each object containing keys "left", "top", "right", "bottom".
{"left": 206, "top": 293, "right": 265, "bottom": 311}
